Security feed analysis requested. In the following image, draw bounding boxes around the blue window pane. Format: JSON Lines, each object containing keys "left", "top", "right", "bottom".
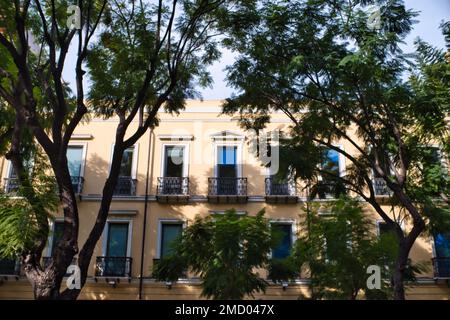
{"left": 272, "top": 224, "right": 292, "bottom": 259}
{"left": 218, "top": 146, "right": 237, "bottom": 165}
{"left": 161, "top": 224, "right": 183, "bottom": 258}
{"left": 324, "top": 149, "right": 340, "bottom": 174}
{"left": 67, "top": 146, "right": 83, "bottom": 177}
{"left": 106, "top": 223, "right": 129, "bottom": 257}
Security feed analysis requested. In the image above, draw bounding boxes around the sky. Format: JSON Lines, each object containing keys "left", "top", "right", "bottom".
{"left": 63, "top": 0, "right": 450, "bottom": 101}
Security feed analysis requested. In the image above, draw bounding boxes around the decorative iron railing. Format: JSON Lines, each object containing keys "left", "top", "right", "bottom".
{"left": 113, "top": 176, "right": 137, "bottom": 196}
{"left": 432, "top": 257, "right": 450, "bottom": 278}
{"left": 208, "top": 177, "right": 247, "bottom": 196}
{"left": 373, "top": 178, "right": 392, "bottom": 196}
{"left": 41, "top": 257, "right": 78, "bottom": 272}
{"left": 95, "top": 256, "right": 132, "bottom": 278}
{"left": 156, "top": 177, "right": 189, "bottom": 196}
{"left": 71, "top": 176, "right": 84, "bottom": 194}
{"left": 265, "top": 178, "right": 296, "bottom": 196}
{"left": 0, "top": 259, "right": 20, "bottom": 276}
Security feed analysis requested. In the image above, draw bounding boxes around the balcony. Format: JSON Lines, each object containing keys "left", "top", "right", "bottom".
{"left": 113, "top": 176, "right": 137, "bottom": 196}
{"left": 95, "top": 256, "right": 132, "bottom": 279}
{"left": 373, "top": 178, "right": 392, "bottom": 197}
{"left": 265, "top": 178, "right": 298, "bottom": 204}
{"left": 208, "top": 177, "right": 248, "bottom": 203}
{"left": 3, "top": 178, "right": 19, "bottom": 194}
{"left": 0, "top": 259, "right": 20, "bottom": 279}
{"left": 156, "top": 177, "right": 189, "bottom": 204}
{"left": 71, "top": 176, "right": 84, "bottom": 194}
{"left": 432, "top": 257, "right": 450, "bottom": 279}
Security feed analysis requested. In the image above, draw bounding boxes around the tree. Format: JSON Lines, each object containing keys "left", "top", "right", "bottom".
{"left": 152, "top": 209, "right": 273, "bottom": 300}
{"left": 0, "top": 0, "right": 230, "bottom": 299}
{"left": 221, "top": 0, "right": 450, "bottom": 299}
{"left": 291, "top": 198, "right": 427, "bottom": 300}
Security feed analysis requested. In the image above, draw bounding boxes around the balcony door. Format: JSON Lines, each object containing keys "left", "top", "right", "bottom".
{"left": 271, "top": 224, "right": 293, "bottom": 259}
{"left": 115, "top": 147, "right": 135, "bottom": 195}
{"left": 50, "top": 221, "right": 64, "bottom": 256}
{"left": 105, "top": 222, "right": 129, "bottom": 276}
{"left": 5, "top": 163, "right": 18, "bottom": 193}
{"left": 162, "top": 146, "right": 185, "bottom": 194}
{"left": 67, "top": 146, "right": 84, "bottom": 193}
{"left": 160, "top": 223, "right": 183, "bottom": 258}
{"left": 217, "top": 146, "right": 237, "bottom": 195}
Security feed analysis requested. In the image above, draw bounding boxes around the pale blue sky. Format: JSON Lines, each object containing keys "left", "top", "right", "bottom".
{"left": 63, "top": 0, "right": 450, "bottom": 100}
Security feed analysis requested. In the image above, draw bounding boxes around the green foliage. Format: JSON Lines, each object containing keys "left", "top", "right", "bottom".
{"left": 0, "top": 149, "right": 58, "bottom": 259}
{"left": 153, "top": 209, "right": 272, "bottom": 300}
{"left": 87, "top": 0, "right": 224, "bottom": 119}
{"left": 292, "top": 198, "right": 427, "bottom": 300}
{"left": 267, "top": 257, "right": 299, "bottom": 284}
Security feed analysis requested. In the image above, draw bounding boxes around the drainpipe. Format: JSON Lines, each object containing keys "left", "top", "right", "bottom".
{"left": 139, "top": 128, "right": 153, "bottom": 300}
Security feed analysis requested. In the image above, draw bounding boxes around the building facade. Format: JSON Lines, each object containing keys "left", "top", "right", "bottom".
{"left": 0, "top": 100, "right": 449, "bottom": 299}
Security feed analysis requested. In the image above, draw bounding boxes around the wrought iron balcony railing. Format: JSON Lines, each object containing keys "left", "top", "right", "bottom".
{"left": 157, "top": 177, "right": 189, "bottom": 196}
{"left": 432, "top": 257, "right": 450, "bottom": 279}
{"left": 0, "top": 259, "right": 20, "bottom": 276}
{"left": 208, "top": 177, "right": 247, "bottom": 196}
{"left": 95, "top": 256, "right": 132, "bottom": 278}
{"left": 113, "top": 176, "right": 137, "bottom": 196}
{"left": 373, "top": 178, "right": 392, "bottom": 196}
{"left": 71, "top": 176, "right": 84, "bottom": 194}
{"left": 3, "top": 178, "right": 19, "bottom": 194}
{"left": 265, "top": 178, "right": 296, "bottom": 196}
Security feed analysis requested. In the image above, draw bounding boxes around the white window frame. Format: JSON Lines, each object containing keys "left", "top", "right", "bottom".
{"left": 160, "top": 143, "right": 190, "bottom": 178}
{"left": 101, "top": 219, "right": 133, "bottom": 257}
{"left": 268, "top": 219, "right": 296, "bottom": 259}
{"left": 156, "top": 219, "right": 186, "bottom": 259}
{"left": 5, "top": 160, "right": 14, "bottom": 179}
{"left": 109, "top": 144, "right": 139, "bottom": 179}
{"left": 67, "top": 142, "right": 88, "bottom": 178}
{"left": 45, "top": 218, "right": 65, "bottom": 257}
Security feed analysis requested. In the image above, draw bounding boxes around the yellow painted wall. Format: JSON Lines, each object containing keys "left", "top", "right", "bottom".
{"left": 0, "top": 100, "right": 448, "bottom": 299}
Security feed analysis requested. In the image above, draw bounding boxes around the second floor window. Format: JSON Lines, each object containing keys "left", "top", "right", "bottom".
{"left": 164, "top": 146, "right": 184, "bottom": 178}
{"left": 323, "top": 149, "right": 340, "bottom": 177}
{"left": 217, "top": 146, "right": 238, "bottom": 195}
{"left": 67, "top": 146, "right": 83, "bottom": 178}
{"left": 120, "top": 147, "right": 134, "bottom": 177}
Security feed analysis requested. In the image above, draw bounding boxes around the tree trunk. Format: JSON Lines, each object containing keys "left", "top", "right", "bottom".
{"left": 391, "top": 221, "right": 424, "bottom": 300}
{"left": 60, "top": 141, "right": 127, "bottom": 300}
{"left": 392, "top": 243, "right": 408, "bottom": 300}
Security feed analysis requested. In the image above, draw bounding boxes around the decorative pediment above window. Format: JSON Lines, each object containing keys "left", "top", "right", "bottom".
{"left": 158, "top": 134, "right": 194, "bottom": 141}
{"left": 210, "top": 130, "right": 245, "bottom": 141}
